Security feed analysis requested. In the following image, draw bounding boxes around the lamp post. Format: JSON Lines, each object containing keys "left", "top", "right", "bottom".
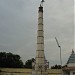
{"left": 55, "top": 37, "right": 62, "bottom": 75}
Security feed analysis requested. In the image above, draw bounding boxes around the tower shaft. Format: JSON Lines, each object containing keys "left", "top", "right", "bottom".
{"left": 35, "top": 6, "right": 45, "bottom": 72}
{"left": 31, "top": 3, "right": 49, "bottom": 75}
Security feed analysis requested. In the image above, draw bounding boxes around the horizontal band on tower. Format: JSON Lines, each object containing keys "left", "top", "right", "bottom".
{"left": 36, "top": 57, "right": 44, "bottom": 58}
{"left": 37, "top": 36, "right": 44, "bottom": 37}
{"left": 38, "top": 30, "right": 43, "bottom": 31}
{"left": 38, "top": 23, "right": 43, "bottom": 25}
{"left": 37, "top": 43, "right": 44, "bottom": 44}
{"left": 38, "top": 17, "right": 43, "bottom": 19}
{"left": 36, "top": 50, "right": 44, "bottom": 51}
{"left": 38, "top": 29, "right": 43, "bottom": 31}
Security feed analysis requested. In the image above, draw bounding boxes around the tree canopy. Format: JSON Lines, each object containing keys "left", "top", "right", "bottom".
{"left": 24, "top": 58, "right": 35, "bottom": 69}
{"left": 51, "top": 64, "right": 62, "bottom": 69}
{"left": 51, "top": 64, "right": 67, "bottom": 69}
{"left": 0, "top": 52, "right": 24, "bottom": 68}
{"left": 0, "top": 52, "right": 35, "bottom": 68}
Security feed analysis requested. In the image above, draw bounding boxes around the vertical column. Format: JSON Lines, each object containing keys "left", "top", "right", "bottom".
{"left": 35, "top": 6, "right": 45, "bottom": 71}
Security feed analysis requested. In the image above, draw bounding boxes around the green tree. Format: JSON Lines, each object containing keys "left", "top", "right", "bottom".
{"left": 0, "top": 52, "right": 24, "bottom": 68}
{"left": 24, "top": 58, "right": 35, "bottom": 69}
{"left": 51, "top": 64, "right": 62, "bottom": 69}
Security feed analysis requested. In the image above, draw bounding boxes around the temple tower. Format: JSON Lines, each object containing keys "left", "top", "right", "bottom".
{"left": 31, "top": 1, "right": 49, "bottom": 75}
{"left": 35, "top": 4, "right": 45, "bottom": 72}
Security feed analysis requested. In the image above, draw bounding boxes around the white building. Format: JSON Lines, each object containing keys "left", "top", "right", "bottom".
{"left": 63, "top": 50, "right": 75, "bottom": 75}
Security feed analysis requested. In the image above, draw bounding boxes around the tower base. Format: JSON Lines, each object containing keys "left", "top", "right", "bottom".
{"left": 31, "top": 70, "right": 48, "bottom": 75}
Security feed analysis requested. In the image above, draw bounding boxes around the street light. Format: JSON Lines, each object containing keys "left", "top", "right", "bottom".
{"left": 55, "top": 37, "right": 62, "bottom": 75}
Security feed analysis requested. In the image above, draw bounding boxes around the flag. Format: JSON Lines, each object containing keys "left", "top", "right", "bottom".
{"left": 41, "top": 0, "right": 45, "bottom": 2}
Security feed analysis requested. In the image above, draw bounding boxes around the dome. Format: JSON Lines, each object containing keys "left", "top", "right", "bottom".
{"left": 67, "top": 50, "right": 75, "bottom": 64}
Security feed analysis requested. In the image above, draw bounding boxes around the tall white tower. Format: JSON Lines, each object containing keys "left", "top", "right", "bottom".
{"left": 31, "top": 1, "right": 49, "bottom": 75}
{"left": 35, "top": 4, "right": 45, "bottom": 71}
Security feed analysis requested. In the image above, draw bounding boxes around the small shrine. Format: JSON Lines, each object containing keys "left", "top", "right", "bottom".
{"left": 63, "top": 50, "right": 75, "bottom": 75}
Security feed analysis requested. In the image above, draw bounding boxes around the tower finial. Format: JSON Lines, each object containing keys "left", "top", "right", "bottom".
{"left": 40, "top": 0, "right": 45, "bottom": 7}
{"left": 41, "top": 0, "right": 45, "bottom": 2}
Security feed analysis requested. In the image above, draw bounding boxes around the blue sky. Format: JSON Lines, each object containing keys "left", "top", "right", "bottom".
{"left": 0, "top": 0, "right": 74, "bottom": 66}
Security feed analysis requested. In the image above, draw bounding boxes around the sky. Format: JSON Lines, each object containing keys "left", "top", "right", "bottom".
{"left": 0, "top": 0, "right": 74, "bottom": 67}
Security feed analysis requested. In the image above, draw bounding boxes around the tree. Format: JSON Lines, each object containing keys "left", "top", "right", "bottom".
{"left": 51, "top": 64, "right": 62, "bottom": 69}
{"left": 24, "top": 58, "right": 35, "bottom": 69}
{"left": 0, "top": 52, "right": 24, "bottom": 68}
